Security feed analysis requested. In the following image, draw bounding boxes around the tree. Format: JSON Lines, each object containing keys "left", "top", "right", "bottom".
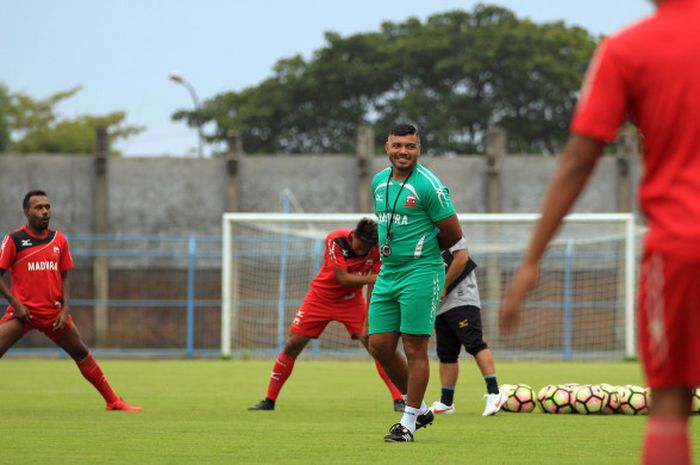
{"left": 173, "top": 4, "right": 597, "bottom": 155}
{"left": 5, "top": 85, "right": 143, "bottom": 155}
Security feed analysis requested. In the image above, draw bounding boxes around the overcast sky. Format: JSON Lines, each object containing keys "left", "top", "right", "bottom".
{"left": 2, "top": 0, "right": 654, "bottom": 156}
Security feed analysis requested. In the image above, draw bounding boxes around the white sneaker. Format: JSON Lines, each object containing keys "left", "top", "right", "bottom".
{"left": 482, "top": 391, "right": 506, "bottom": 417}
{"left": 429, "top": 400, "right": 455, "bottom": 415}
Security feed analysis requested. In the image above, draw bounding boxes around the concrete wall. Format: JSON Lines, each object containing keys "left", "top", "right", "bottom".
{"left": 0, "top": 154, "right": 94, "bottom": 233}
{"left": 0, "top": 152, "right": 642, "bottom": 236}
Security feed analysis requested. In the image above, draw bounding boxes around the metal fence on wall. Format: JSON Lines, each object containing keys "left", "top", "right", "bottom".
{"left": 1, "top": 233, "right": 222, "bottom": 357}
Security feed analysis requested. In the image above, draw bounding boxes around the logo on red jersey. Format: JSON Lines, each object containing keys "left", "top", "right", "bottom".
{"left": 403, "top": 195, "right": 417, "bottom": 207}
{"left": 53, "top": 245, "right": 61, "bottom": 257}
{"left": 27, "top": 261, "right": 59, "bottom": 271}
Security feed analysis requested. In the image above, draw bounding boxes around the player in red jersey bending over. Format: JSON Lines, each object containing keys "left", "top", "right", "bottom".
{"left": 0, "top": 190, "right": 141, "bottom": 412}
{"left": 500, "top": 1, "right": 700, "bottom": 464}
{"left": 249, "top": 218, "right": 404, "bottom": 412}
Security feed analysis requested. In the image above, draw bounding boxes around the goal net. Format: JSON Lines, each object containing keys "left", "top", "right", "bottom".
{"left": 221, "top": 213, "right": 638, "bottom": 360}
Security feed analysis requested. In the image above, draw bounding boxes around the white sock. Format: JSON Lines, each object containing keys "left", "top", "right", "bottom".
{"left": 400, "top": 406, "right": 420, "bottom": 433}
{"left": 401, "top": 395, "right": 428, "bottom": 414}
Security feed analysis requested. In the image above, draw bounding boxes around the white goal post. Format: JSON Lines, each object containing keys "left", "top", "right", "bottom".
{"left": 221, "top": 212, "right": 637, "bottom": 359}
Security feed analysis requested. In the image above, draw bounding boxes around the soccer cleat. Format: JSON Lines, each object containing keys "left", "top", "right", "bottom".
{"left": 429, "top": 400, "right": 455, "bottom": 415}
{"left": 383, "top": 423, "right": 414, "bottom": 442}
{"left": 393, "top": 399, "right": 406, "bottom": 412}
{"left": 248, "top": 398, "right": 275, "bottom": 411}
{"left": 415, "top": 409, "right": 434, "bottom": 430}
{"left": 105, "top": 398, "right": 142, "bottom": 412}
{"left": 482, "top": 390, "right": 507, "bottom": 416}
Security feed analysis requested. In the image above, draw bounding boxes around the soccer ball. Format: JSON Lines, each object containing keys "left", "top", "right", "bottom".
{"left": 598, "top": 383, "right": 621, "bottom": 414}
{"left": 502, "top": 384, "right": 537, "bottom": 413}
{"left": 573, "top": 384, "right": 606, "bottom": 414}
{"left": 618, "top": 385, "right": 649, "bottom": 415}
{"left": 690, "top": 388, "right": 700, "bottom": 415}
{"left": 538, "top": 384, "right": 575, "bottom": 414}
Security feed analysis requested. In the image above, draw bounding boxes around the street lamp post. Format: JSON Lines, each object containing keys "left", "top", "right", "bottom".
{"left": 169, "top": 71, "right": 204, "bottom": 158}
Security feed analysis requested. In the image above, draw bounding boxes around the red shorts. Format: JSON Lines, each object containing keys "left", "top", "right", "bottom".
{"left": 289, "top": 290, "right": 367, "bottom": 339}
{"left": 638, "top": 251, "right": 700, "bottom": 389}
{"left": 0, "top": 310, "right": 73, "bottom": 342}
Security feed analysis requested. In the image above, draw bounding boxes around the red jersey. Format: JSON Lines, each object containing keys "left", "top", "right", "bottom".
{"left": 571, "top": 0, "right": 700, "bottom": 260}
{"left": 308, "top": 229, "right": 381, "bottom": 301}
{"left": 0, "top": 226, "right": 74, "bottom": 314}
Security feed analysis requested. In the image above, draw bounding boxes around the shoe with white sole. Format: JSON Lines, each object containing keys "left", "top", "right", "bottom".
{"left": 482, "top": 391, "right": 506, "bottom": 416}
{"left": 429, "top": 400, "right": 455, "bottom": 415}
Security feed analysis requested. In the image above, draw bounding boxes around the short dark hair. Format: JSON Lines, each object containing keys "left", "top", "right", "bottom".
{"left": 23, "top": 190, "right": 48, "bottom": 209}
{"left": 388, "top": 124, "right": 419, "bottom": 138}
{"left": 355, "top": 218, "right": 378, "bottom": 245}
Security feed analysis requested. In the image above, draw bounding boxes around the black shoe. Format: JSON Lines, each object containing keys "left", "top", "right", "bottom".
{"left": 248, "top": 398, "right": 275, "bottom": 411}
{"left": 383, "top": 423, "right": 414, "bottom": 442}
{"left": 415, "top": 409, "right": 434, "bottom": 430}
{"left": 393, "top": 399, "right": 406, "bottom": 412}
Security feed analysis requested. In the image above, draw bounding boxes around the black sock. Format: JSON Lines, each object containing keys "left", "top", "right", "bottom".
{"left": 484, "top": 375, "right": 499, "bottom": 395}
{"left": 441, "top": 386, "right": 455, "bottom": 405}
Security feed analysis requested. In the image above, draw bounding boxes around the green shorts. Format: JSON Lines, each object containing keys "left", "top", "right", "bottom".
{"left": 368, "top": 263, "right": 445, "bottom": 335}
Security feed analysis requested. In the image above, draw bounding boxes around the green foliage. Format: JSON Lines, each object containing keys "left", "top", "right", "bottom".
{"left": 5, "top": 85, "right": 143, "bottom": 155}
{"left": 173, "top": 4, "right": 597, "bottom": 155}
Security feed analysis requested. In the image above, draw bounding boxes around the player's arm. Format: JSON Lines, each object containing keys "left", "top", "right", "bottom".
{"left": 53, "top": 270, "right": 71, "bottom": 330}
{"left": 333, "top": 268, "right": 377, "bottom": 287}
{"left": 365, "top": 281, "right": 375, "bottom": 305}
{"left": 435, "top": 214, "right": 463, "bottom": 251}
{"left": 500, "top": 135, "right": 605, "bottom": 333}
{"left": 0, "top": 268, "right": 31, "bottom": 322}
{"left": 443, "top": 249, "right": 468, "bottom": 299}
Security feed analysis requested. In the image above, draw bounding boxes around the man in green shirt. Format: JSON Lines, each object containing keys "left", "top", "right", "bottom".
{"left": 368, "top": 124, "right": 463, "bottom": 442}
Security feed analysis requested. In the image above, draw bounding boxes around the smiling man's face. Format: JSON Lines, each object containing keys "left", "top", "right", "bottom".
{"left": 385, "top": 133, "right": 420, "bottom": 178}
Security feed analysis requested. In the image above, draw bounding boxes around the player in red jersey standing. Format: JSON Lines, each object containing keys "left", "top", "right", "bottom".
{"left": 0, "top": 190, "right": 141, "bottom": 412}
{"left": 248, "top": 218, "right": 404, "bottom": 411}
{"left": 500, "top": 1, "right": 700, "bottom": 464}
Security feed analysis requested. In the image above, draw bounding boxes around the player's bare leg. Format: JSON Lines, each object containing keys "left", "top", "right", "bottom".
{"left": 474, "top": 349, "right": 496, "bottom": 376}
{"left": 401, "top": 334, "right": 430, "bottom": 409}
{"left": 249, "top": 333, "right": 311, "bottom": 411}
{"left": 281, "top": 333, "right": 311, "bottom": 358}
{"left": 0, "top": 319, "right": 25, "bottom": 358}
{"left": 642, "top": 387, "right": 693, "bottom": 465}
{"left": 430, "top": 361, "right": 459, "bottom": 414}
{"left": 474, "top": 348, "right": 505, "bottom": 416}
{"left": 379, "top": 333, "right": 433, "bottom": 439}
{"left": 439, "top": 361, "right": 459, "bottom": 386}
{"left": 55, "top": 324, "right": 141, "bottom": 412}
{"left": 358, "top": 334, "right": 404, "bottom": 410}
{"left": 54, "top": 323, "right": 89, "bottom": 361}
{"left": 368, "top": 332, "right": 407, "bottom": 393}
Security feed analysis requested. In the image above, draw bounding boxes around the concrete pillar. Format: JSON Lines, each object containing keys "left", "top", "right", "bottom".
{"left": 225, "top": 130, "right": 243, "bottom": 213}
{"left": 485, "top": 126, "right": 505, "bottom": 214}
{"left": 616, "top": 129, "right": 636, "bottom": 212}
{"left": 484, "top": 126, "right": 506, "bottom": 339}
{"left": 225, "top": 130, "right": 243, "bottom": 349}
{"left": 356, "top": 126, "right": 374, "bottom": 213}
{"left": 93, "top": 127, "right": 109, "bottom": 346}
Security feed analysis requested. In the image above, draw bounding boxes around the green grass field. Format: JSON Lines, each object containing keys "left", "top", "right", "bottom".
{"left": 1, "top": 358, "right": 698, "bottom": 465}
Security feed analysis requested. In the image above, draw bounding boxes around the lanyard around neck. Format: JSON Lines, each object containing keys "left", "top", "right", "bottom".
{"left": 384, "top": 169, "right": 413, "bottom": 241}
